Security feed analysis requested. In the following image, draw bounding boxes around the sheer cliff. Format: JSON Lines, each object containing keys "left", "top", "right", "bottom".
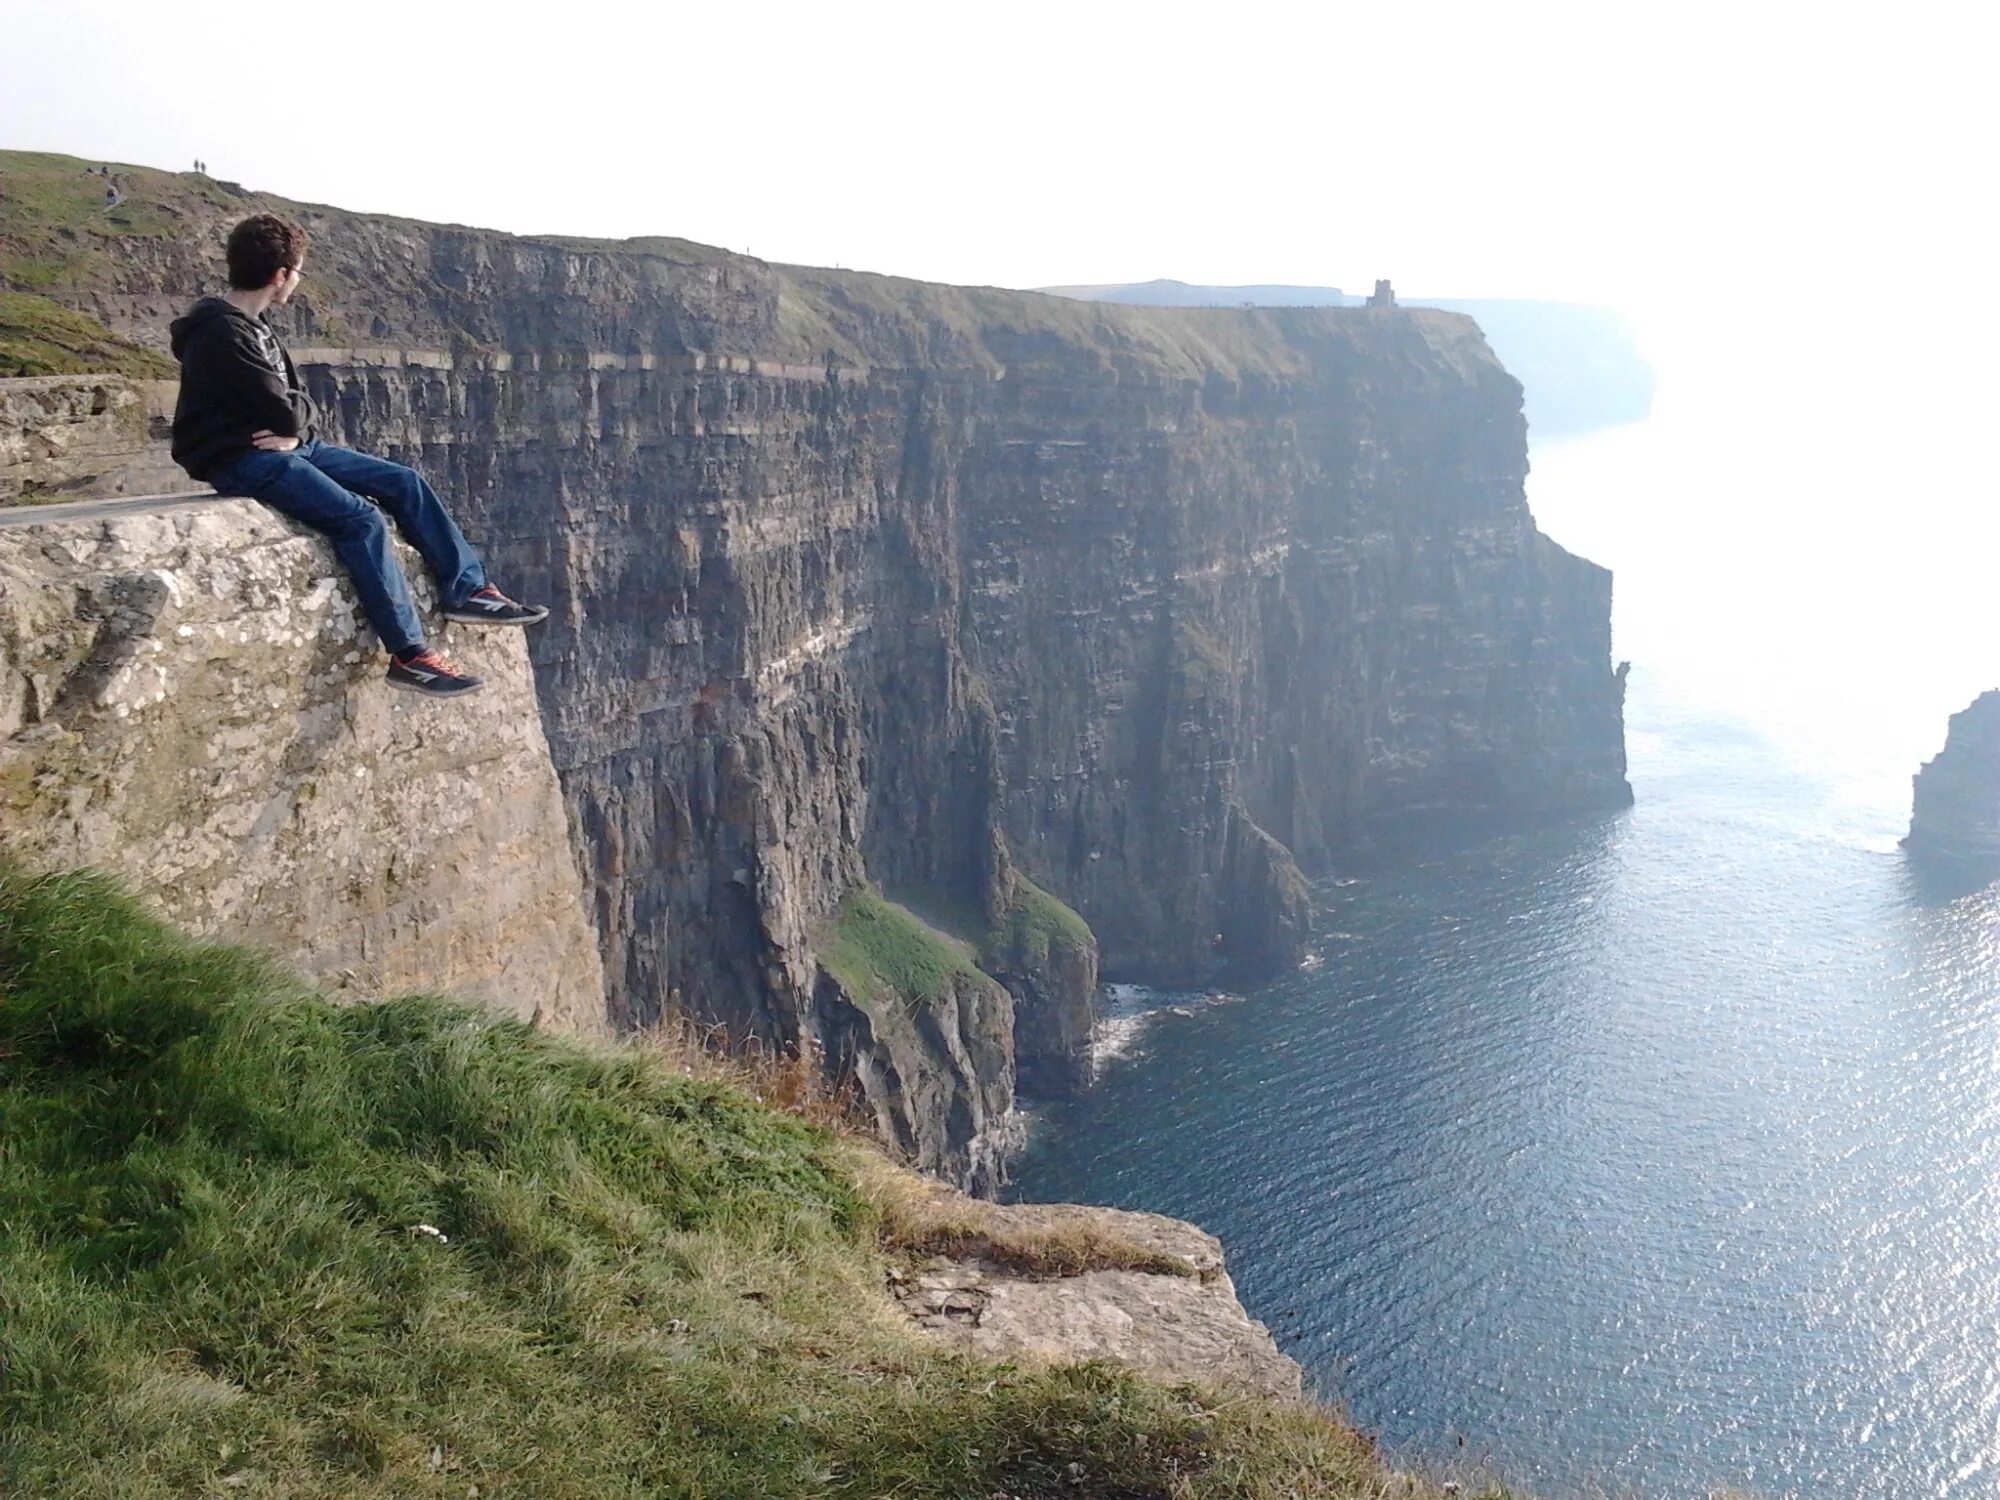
{"left": 0, "top": 157, "right": 1632, "bottom": 1187}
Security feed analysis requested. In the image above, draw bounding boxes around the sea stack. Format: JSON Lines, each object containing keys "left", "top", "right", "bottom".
{"left": 1907, "top": 691, "right": 2000, "bottom": 871}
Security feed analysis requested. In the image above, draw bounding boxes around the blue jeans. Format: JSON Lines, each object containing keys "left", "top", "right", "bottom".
{"left": 207, "top": 440, "right": 486, "bottom": 655}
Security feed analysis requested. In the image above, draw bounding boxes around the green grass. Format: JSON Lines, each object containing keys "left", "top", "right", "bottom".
{"left": 987, "top": 873, "right": 1093, "bottom": 969}
{"left": 1172, "top": 620, "right": 1237, "bottom": 702}
{"left": 0, "top": 152, "right": 191, "bottom": 375}
{"left": 0, "top": 867, "right": 1506, "bottom": 1498}
{"left": 819, "top": 888, "right": 989, "bottom": 1011}
{"left": 0, "top": 150, "right": 242, "bottom": 300}
{"left": 0, "top": 290, "right": 175, "bottom": 377}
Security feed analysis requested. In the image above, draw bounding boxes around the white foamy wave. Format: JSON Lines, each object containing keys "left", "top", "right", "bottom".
{"left": 1091, "top": 983, "right": 1247, "bottom": 1068}
{"left": 1093, "top": 1010, "right": 1153, "bottom": 1066}
{"left": 1092, "top": 981, "right": 1158, "bottom": 1066}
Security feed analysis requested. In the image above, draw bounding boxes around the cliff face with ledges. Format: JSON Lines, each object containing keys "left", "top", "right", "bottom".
{"left": 3, "top": 179, "right": 1632, "bottom": 1187}
{"left": 295, "top": 300, "right": 1626, "bottom": 1184}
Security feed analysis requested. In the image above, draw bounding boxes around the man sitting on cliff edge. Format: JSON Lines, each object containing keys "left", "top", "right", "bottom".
{"left": 169, "top": 213, "right": 546, "bottom": 698}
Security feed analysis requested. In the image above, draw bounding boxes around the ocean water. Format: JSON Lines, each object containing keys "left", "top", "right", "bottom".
{"left": 1010, "top": 409, "right": 2000, "bottom": 1499}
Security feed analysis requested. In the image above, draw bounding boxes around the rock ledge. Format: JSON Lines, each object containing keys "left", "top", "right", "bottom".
{"left": 0, "top": 495, "right": 607, "bottom": 1030}
{"left": 892, "top": 1200, "right": 1301, "bottom": 1400}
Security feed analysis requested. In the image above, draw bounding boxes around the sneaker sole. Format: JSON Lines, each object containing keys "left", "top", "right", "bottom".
{"left": 386, "top": 677, "right": 486, "bottom": 697}
{"left": 441, "top": 607, "right": 550, "bottom": 626}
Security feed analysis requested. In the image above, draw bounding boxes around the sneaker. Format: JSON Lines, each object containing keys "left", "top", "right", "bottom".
{"left": 443, "top": 584, "right": 549, "bottom": 626}
{"left": 386, "top": 647, "right": 484, "bottom": 697}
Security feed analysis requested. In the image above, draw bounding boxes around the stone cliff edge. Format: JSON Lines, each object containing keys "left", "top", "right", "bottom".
{"left": 0, "top": 491, "right": 607, "bottom": 1030}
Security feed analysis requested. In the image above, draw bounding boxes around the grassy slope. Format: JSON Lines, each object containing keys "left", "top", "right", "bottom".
{"left": 0, "top": 869, "right": 1505, "bottom": 1499}
{"left": 889, "top": 874, "right": 1095, "bottom": 975}
{"left": 0, "top": 149, "right": 244, "bottom": 286}
{"left": 0, "top": 151, "right": 237, "bottom": 374}
{"left": 820, "top": 888, "right": 991, "bottom": 1011}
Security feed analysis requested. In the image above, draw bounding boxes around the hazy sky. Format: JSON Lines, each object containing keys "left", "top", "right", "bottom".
{"left": 4, "top": 1, "right": 1989, "bottom": 312}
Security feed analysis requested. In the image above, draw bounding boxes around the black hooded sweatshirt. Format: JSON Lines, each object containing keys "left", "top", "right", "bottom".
{"left": 168, "top": 297, "right": 321, "bottom": 481}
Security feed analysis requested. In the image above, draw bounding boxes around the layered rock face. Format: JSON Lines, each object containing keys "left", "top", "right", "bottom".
{"left": 0, "top": 493, "right": 606, "bottom": 1031}
{"left": 294, "top": 308, "right": 1627, "bottom": 991}
{"left": 1908, "top": 691, "right": 2000, "bottom": 871}
{"left": 6, "top": 199, "right": 1631, "bottom": 1186}
{"left": 0, "top": 375, "right": 197, "bottom": 502}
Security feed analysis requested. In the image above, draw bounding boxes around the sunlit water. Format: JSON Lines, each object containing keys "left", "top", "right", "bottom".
{"left": 1011, "top": 405, "right": 2000, "bottom": 1499}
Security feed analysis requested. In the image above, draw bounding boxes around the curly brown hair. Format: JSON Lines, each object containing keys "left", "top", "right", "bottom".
{"left": 225, "top": 214, "right": 310, "bottom": 290}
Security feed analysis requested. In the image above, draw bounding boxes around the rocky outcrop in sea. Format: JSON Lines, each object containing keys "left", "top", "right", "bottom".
{"left": 1908, "top": 690, "right": 2000, "bottom": 872}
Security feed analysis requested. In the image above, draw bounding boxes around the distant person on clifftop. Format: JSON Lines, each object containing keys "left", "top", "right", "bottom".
{"left": 169, "top": 213, "right": 548, "bottom": 698}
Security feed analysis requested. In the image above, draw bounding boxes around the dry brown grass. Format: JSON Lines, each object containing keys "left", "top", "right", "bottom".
{"left": 633, "top": 1010, "right": 875, "bottom": 1138}
{"left": 848, "top": 1146, "right": 1201, "bottom": 1280}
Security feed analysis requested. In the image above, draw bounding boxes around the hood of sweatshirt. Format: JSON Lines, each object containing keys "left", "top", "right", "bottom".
{"left": 169, "top": 296, "right": 262, "bottom": 360}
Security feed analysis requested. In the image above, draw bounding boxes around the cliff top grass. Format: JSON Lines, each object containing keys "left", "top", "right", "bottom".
{"left": 0, "top": 147, "right": 1498, "bottom": 385}
{"left": 639, "top": 1011, "right": 1194, "bottom": 1282}
{"left": 0, "top": 291, "right": 174, "bottom": 378}
{"left": 0, "top": 867, "right": 1516, "bottom": 1498}
{"left": 0, "top": 149, "right": 247, "bottom": 291}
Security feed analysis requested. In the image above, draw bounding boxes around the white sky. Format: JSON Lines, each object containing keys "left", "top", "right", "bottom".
{"left": 4, "top": 1, "right": 1990, "bottom": 306}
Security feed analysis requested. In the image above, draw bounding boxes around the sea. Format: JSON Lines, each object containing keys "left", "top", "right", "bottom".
{"left": 1010, "top": 375, "right": 2000, "bottom": 1499}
